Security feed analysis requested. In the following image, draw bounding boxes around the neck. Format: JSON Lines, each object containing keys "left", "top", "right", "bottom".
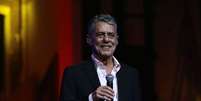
{"left": 102, "top": 57, "right": 113, "bottom": 66}
{"left": 93, "top": 54, "right": 114, "bottom": 73}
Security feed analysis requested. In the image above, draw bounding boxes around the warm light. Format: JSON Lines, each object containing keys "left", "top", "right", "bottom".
{"left": 196, "top": 95, "right": 201, "bottom": 101}
{"left": 0, "top": 5, "right": 11, "bottom": 54}
{"left": 21, "top": 1, "right": 35, "bottom": 36}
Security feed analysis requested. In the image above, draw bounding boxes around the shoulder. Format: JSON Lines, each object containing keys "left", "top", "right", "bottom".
{"left": 121, "top": 63, "right": 139, "bottom": 73}
{"left": 119, "top": 63, "right": 140, "bottom": 78}
{"left": 63, "top": 60, "right": 93, "bottom": 75}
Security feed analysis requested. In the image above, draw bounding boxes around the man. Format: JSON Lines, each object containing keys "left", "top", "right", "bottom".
{"left": 60, "top": 14, "right": 141, "bottom": 101}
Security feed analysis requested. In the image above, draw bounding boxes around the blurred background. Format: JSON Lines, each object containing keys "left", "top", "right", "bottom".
{"left": 0, "top": 0, "right": 201, "bottom": 101}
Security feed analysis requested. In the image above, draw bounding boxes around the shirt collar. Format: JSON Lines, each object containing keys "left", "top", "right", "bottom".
{"left": 91, "top": 54, "right": 121, "bottom": 71}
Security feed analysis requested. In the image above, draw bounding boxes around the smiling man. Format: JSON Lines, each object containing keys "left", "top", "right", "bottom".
{"left": 60, "top": 14, "right": 141, "bottom": 101}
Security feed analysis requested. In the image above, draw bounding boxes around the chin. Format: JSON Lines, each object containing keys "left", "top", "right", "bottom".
{"left": 100, "top": 52, "right": 113, "bottom": 57}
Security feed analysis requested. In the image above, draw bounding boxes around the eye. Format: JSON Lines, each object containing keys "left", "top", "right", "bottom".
{"left": 95, "top": 32, "right": 117, "bottom": 39}
{"left": 95, "top": 32, "right": 105, "bottom": 38}
{"left": 107, "top": 32, "right": 116, "bottom": 37}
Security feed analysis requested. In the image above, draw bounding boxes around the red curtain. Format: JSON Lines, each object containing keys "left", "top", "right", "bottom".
{"left": 56, "top": 0, "right": 73, "bottom": 100}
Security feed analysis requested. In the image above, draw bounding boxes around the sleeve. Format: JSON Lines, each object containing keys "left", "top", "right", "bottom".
{"left": 60, "top": 68, "right": 80, "bottom": 101}
{"left": 133, "top": 69, "right": 141, "bottom": 101}
{"left": 88, "top": 93, "right": 94, "bottom": 101}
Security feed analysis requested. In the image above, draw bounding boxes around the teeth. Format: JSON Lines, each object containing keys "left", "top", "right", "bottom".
{"left": 101, "top": 45, "right": 111, "bottom": 47}
{"left": 103, "top": 45, "right": 110, "bottom": 47}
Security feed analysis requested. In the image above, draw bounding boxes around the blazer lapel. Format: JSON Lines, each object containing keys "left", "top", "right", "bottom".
{"left": 83, "top": 60, "right": 100, "bottom": 90}
{"left": 116, "top": 65, "right": 127, "bottom": 101}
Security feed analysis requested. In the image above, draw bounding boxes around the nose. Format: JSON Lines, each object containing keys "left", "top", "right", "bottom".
{"left": 103, "top": 34, "right": 110, "bottom": 42}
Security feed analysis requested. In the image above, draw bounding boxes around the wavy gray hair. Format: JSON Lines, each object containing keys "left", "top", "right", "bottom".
{"left": 87, "top": 14, "right": 117, "bottom": 35}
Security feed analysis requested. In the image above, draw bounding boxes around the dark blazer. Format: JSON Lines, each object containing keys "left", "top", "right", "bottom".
{"left": 60, "top": 60, "right": 141, "bottom": 101}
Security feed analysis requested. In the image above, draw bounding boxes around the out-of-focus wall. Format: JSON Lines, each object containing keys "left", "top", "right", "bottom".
{"left": 0, "top": 0, "right": 57, "bottom": 100}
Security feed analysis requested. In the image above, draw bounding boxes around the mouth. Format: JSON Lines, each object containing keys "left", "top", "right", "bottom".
{"left": 100, "top": 45, "right": 112, "bottom": 49}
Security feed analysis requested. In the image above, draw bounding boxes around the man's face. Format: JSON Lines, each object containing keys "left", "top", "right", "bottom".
{"left": 89, "top": 21, "right": 118, "bottom": 58}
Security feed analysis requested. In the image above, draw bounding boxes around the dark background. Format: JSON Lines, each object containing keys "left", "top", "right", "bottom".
{"left": 0, "top": 14, "right": 5, "bottom": 92}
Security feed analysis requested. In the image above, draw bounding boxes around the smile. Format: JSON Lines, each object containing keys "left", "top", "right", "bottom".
{"left": 100, "top": 45, "right": 112, "bottom": 48}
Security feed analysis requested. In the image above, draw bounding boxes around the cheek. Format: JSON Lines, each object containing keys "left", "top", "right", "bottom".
{"left": 94, "top": 39, "right": 102, "bottom": 45}
{"left": 114, "top": 39, "right": 118, "bottom": 45}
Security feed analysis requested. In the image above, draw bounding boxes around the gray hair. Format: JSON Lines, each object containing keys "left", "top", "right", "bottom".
{"left": 87, "top": 14, "right": 117, "bottom": 35}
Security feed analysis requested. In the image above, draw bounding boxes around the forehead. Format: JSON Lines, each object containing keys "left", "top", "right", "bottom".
{"left": 95, "top": 21, "right": 116, "bottom": 32}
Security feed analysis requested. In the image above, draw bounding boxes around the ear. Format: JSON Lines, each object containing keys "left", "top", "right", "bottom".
{"left": 86, "top": 34, "right": 92, "bottom": 46}
{"left": 116, "top": 34, "right": 119, "bottom": 45}
{"left": 116, "top": 39, "right": 119, "bottom": 45}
